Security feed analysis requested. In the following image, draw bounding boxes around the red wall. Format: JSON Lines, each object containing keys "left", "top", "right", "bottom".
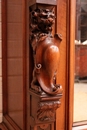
{"left": 75, "top": 45, "right": 87, "bottom": 79}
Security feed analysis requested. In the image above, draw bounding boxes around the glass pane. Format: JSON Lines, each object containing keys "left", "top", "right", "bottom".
{"left": 74, "top": 0, "right": 87, "bottom": 122}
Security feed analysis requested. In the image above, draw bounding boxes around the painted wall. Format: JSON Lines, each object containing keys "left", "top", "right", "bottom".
{"left": 0, "top": 0, "right": 2, "bottom": 123}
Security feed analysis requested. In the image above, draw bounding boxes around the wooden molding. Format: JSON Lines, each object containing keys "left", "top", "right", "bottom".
{"left": 2, "top": 0, "right": 27, "bottom": 129}
{"left": 3, "top": 115, "right": 21, "bottom": 130}
{"left": 2, "top": 0, "right": 8, "bottom": 115}
{"left": 29, "top": 0, "right": 57, "bottom": 6}
{"left": 65, "top": 0, "right": 76, "bottom": 130}
{"left": 0, "top": 123, "right": 8, "bottom": 130}
{"left": 23, "top": 0, "right": 27, "bottom": 129}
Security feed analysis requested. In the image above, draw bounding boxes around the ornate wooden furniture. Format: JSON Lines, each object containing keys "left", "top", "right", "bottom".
{"left": 29, "top": 0, "right": 63, "bottom": 129}
{"left": 1, "top": 0, "right": 76, "bottom": 129}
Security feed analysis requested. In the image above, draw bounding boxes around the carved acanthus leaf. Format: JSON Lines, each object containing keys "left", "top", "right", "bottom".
{"left": 37, "top": 101, "right": 61, "bottom": 121}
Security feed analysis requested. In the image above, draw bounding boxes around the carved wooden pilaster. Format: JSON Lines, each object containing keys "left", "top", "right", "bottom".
{"left": 29, "top": 90, "right": 62, "bottom": 130}
{"left": 29, "top": 1, "right": 63, "bottom": 130}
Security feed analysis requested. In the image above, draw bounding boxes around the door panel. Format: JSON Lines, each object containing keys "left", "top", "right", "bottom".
{"left": 2, "top": 0, "right": 26, "bottom": 129}
{"left": 7, "top": 0, "right": 23, "bottom": 128}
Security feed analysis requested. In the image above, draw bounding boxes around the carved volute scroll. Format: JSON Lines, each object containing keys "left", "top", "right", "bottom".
{"left": 29, "top": 1, "right": 63, "bottom": 130}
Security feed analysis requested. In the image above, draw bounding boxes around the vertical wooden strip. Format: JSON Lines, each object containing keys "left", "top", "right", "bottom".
{"left": 66, "top": 0, "right": 76, "bottom": 129}
{"left": 69, "top": 0, "right": 76, "bottom": 129}
{"left": 55, "top": 5, "right": 57, "bottom": 34}
{"left": 22, "top": 0, "right": 27, "bottom": 129}
{"left": 56, "top": 0, "right": 67, "bottom": 129}
{"left": 65, "top": 0, "right": 70, "bottom": 129}
{"left": 2, "top": 0, "right": 8, "bottom": 115}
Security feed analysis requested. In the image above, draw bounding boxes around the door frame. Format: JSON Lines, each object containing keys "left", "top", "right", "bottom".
{"left": 65, "top": 0, "right": 87, "bottom": 129}
{"left": 66, "top": 0, "right": 76, "bottom": 129}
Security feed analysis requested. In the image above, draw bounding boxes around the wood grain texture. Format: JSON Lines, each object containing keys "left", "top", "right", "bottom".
{"left": 0, "top": 123, "right": 8, "bottom": 130}
{"left": 2, "top": 0, "right": 27, "bottom": 129}
{"left": 66, "top": 0, "right": 76, "bottom": 130}
{"left": 2, "top": 0, "right": 8, "bottom": 115}
{"left": 56, "top": 0, "right": 67, "bottom": 129}
{"left": 2, "top": 0, "right": 76, "bottom": 129}
{"left": 22, "top": 0, "right": 27, "bottom": 129}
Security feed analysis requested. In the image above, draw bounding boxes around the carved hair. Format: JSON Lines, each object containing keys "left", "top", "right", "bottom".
{"left": 30, "top": 8, "right": 55, "bottom": 42}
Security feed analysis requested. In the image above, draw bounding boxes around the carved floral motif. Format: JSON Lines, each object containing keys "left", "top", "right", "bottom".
{"left": 37, "top": 101, "right": 61, "bottom": 121}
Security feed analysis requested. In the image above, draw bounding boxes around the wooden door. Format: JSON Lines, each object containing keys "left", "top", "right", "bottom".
{"left": 2, "top": 0, "right": 75, "bottom": 130}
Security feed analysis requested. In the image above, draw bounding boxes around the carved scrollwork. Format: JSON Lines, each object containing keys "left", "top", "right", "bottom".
{"left": 37, "top": 101, "right": 61, "bottom": 121}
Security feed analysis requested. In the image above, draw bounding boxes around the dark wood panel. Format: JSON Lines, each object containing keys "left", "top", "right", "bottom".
{"left": 7, "top": 23, "right": 23, "bottom": 40}
{"left": 2, "top": 0, "right": 27, "bottom": 129}
{"left": 7, "top": 41, "right": 23, "bottom": 58}
{"left": 3, "top": 115, "right": 21, "bottom": 130}
{"left": 7, "top": 0, "right": 22, "bottom": 5}
{"left": 56, "top": 0, "right": 67, "bottom": 129}
{"left": 2, "top": 0, "right": 8, "bottom": 115}
{"left": 22, "top": 0, "right": 27, "bottom": 129}
{"left": 7, "top": 0, "right": 23, "bottom": 128}
{"left": 0, "top": 123, "right": 8, "bottom": 130}
{"left": 7, "top": 4, "right": 22, "bottom": 23}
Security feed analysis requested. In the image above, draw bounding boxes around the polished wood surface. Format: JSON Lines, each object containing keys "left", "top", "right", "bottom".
{"left": 56, "top": 0, "right": 67, "bottom": 129}
{"left": 29, "top": 3, "right": 63, "bottom": 130}
{"left": 1, "top": 0, "right": 76, "bottom": 129}
{"left": 2, "top": 0, "right": 8, "bottom": 115}
{"left": 0, "top": 123, "right": 8, "bottom": 130}
{"left": 66, "top": 0, "right": 76, "bottom": 129}
{"left": 30, "top": 8, "right": 63, "bottom": 95}
{"left": 29, "top": 0, "right": 57, "bottom": 6}
{"left": 2, "top": 0, "right": 27, "bottom": 129}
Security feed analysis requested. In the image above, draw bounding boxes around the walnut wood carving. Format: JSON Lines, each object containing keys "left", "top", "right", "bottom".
{"left": 37, "top": 101, "right": 61, "bottom": 121}
{"left": 30, "top": 8, "right": 63, "bottom": 95}
{"left": 29, "top": 3, "right": 63, "bottom": 130}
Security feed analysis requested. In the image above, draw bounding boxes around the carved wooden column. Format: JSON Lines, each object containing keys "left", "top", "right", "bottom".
{"left": 29, "top": 0, "right": 63, "bottom": 130}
